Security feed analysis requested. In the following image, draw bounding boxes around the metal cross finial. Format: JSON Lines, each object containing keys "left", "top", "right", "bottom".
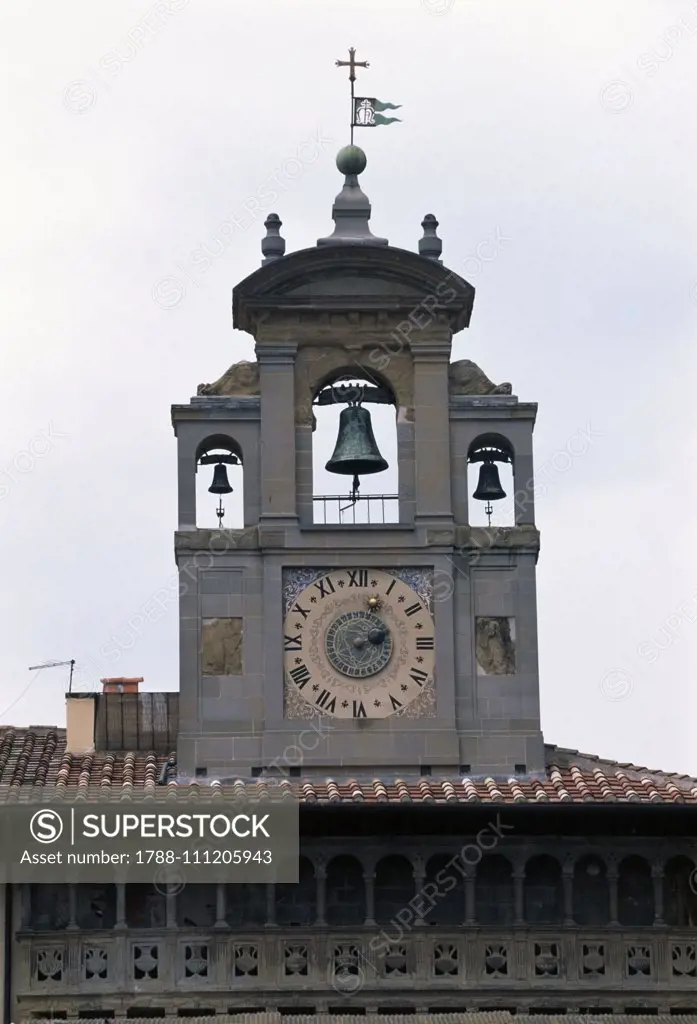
{"left": 335, "top": 46, "right": 369, "bottom": 83}
{"left": 335, "top": 47, "right": 369, "bottom": 144}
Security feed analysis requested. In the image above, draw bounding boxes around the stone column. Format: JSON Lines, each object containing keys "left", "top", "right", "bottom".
{"left": 256, "top": 342, "right": 299, "bottom": 521}
{"left": 364, "top": 872, "right": 376, "bottom": 927}
{"left": 19, "top": 883, "right": 30, "bottom": 931}
{"left": 652, "top": 862, "right": 665, "bottom": 926}
{"left": 563, "top": 858, "right": 575, "bottom": 926}
{"left": 315, "top": 858, "right": 327, "bottom": 927}
{"left": 513, "top": 865, "right": 525, "bottom": 925}
{"left": 607, "top": 859, "right": 619, "bottom": 926}
{"left": 265, "top": 883, "right": 277, "bottom": 927}
{"left": 215, "top": 883, "right": 227, "bottom": 929}
{"left": 412, "top": 855, "right": 426, "bottom": 927}
{"left": 114, "top": 882, "right": 126, "bottom": 930}
{"left": 464, "top": 869, "right": 476, "bottom": 926}
{"left": 411, "top": 341, "right": 453, "bottom": 523}
{"left": 67, "top": 884, "right": 78, "bottom": 930}
{"left": 166, "top": 892, "right": 177, "bottom": 929}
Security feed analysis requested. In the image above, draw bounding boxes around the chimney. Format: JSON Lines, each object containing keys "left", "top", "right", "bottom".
{"left": 65, "top": 694, "right": 96, "bottom": 754}
{"left": 100, "top": 677, "right": 143, "bottom": 694}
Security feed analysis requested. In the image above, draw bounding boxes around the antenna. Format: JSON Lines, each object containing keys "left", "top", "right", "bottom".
{"left": 28, "top": 659, "right": 76, "bottom": 693}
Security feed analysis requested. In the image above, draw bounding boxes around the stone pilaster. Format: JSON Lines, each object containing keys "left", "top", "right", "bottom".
{"left": 411, "top": 342, "right": 453, "bottom": 523}
{"left": 256, "top": 342, "right": 299, "bottom": 521}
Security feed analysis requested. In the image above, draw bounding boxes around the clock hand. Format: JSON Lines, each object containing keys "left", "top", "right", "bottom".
{"left": 352, "top": 626, "right": 388, "bottom": 649}
{"left": 367, "top": 626, "right": 387, "bottom": 645}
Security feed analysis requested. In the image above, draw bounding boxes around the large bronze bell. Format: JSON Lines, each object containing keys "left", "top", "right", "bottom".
{"left": 325, "top": 404, "right": 388, "bottom": 493}
{"left": 208, "top": 463, "right": 233, "bottom": 495}
{"left": 473, "top": 460, "right": 506, "bottom": 502}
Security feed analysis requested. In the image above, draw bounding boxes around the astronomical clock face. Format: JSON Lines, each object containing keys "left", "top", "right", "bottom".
{"left": 283, "top": 569, "right": 435, "bottom": 719}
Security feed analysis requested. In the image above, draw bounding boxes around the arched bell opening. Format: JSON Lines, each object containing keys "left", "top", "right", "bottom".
{"left": 195, "top": 434, "right": 244, "bottom": 529}
{"left": 467, "top": 433, "right": 515, "bottom": 527}
{"left": 311, "top": 372, "right": 398, "bottom": 525}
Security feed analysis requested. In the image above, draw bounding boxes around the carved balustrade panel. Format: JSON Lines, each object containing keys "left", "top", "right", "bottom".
{"left": 14, "top": 930, "right": 697, "bottom": 997}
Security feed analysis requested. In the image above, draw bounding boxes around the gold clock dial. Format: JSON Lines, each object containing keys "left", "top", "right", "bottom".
{"left": 283, "top": 569, "right": 435, "bottom": 719}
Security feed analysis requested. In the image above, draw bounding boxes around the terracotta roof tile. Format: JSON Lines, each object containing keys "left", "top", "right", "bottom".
{"left": 85, "top": 1014, "right": 697, "bottom": 1024}
{"left": 1, "top": 726, "right": 696, "bottom": 805}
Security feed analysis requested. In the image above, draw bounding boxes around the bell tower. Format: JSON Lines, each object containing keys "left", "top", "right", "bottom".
{"left": 172, "top": 144, "right": 544, "bottom": 779}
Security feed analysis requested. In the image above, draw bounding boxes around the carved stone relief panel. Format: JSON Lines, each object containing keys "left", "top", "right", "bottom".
{"left": 476, "top": 616, "right": 516, "bottom": 675}
{"left": 201, "top": 618, "right": 243, "bottom": 676}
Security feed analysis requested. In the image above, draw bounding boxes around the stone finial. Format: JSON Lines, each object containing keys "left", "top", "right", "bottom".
{"left": 317, "top": 145, "right": 388, "bottom": 248}
{"left": 419, "top": 214, "right": 442, "bottom": 262}
{"left": 261, "top": 213, "right": 285, "bottom": 265}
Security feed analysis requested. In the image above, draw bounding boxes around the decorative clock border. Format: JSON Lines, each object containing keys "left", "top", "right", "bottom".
{"left": 282, "top": 567, "right": 436, "bottom": 720}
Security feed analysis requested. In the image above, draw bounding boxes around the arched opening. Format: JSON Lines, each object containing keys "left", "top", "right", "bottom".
{"left": 275, "top": 856, "right": 316, "bottom": 926}
{"left": 75, "top": 884, "right": 117, "bottom": 929}
{"left": 524, "top": 855, "right": 563, "bottom": 924}
{"left": 177, "top": 883, "right": 217, "bottom": 928}
{"left": 312, "top": 372, "right": 398, "bottom": 524}
{"left": 476, "top": 855, "right": 514, "bottom": 925}
{"left": 195, "top": 434, "right": 244, "bottom": 528}
{"left": 424, "top": 854, "right": 464, "bottom": 925}
{"left": 663, "top": 856, "right": 697, "bottom": 926}
{"left": 225, "top": 882, "right": 267, "bottom": 927}
{"left": 618, "top": 856, "right": 654, "bottom": 926}
{"left": 374, "top": 855, "right": 414, "bottom": 924}
{"left": 467, "top": 433, "right": 515, "bottom": 527}
{"left": 573, "top": 855, "right": 610, "bottom": 926}
{"left": 29, "top": 884, "right": 69, "bottom": 929}
{"left": 125, "top": 883, "right": 167, "bottom": 929}
{"left": 325, "top": 855, "right": 366, "bottom": 926}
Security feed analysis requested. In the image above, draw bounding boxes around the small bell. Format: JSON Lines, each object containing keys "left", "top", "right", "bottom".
{"left": 209, "top": 463, "right": 233, "bottom": 495}
{"left": 473, "top": 458, "right": 506, "bottom": 527}
{"left": 473, "top": 461, "right": 506, "bottom": 503}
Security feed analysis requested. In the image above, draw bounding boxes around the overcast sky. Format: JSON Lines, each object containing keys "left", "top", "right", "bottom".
{"left": 1, "top": 0, "right": 696, "bottom": 775}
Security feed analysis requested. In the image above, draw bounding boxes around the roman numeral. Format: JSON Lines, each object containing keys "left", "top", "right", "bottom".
{"left": 289, "top": 664, "right": 311, "bottom": 690}
{"left": 404, "top": 602, "right": 422, "bottom": 617}
{"left": 385, "top": 579, "right": 396, "bottom": 596}
{"left": 352, "top": 700, "right": 367, "bottom": 718}
{"left": 314, "top": 577, "right": 336, "bottom": 599}
{"left": 347, "top": 569, "right": 368, "bottom": 587}
{"left": 415, "top": 637, "right": 435, "bottom": 650}
{"left": 315, "top": 689, "right": 337, "bottom": 713}
{"left": 284, "top": 635, "right": 302, "bottom": 651}
{"left": 292, "top": 602, "right": 310, "bottom": 620}
{"left": 409, "top": 667, "right": 429, "bottom": 687}
{"left": 389, "top": 694, "right": 403, "bottom": 711}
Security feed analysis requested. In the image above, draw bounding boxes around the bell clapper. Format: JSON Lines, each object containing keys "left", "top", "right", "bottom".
{"left": 339, "top": 473, "right": 361, "bottom": 514}
{"left": 216, "top": 499, "right": 225, "bottom": 528}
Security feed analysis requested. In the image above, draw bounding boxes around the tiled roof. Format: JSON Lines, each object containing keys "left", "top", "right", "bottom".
{"left": 1, "top": 726, "right": 696, "bottom": 805}
{"left": 45, "top": 1015, "right": 697, "bottom": 1024}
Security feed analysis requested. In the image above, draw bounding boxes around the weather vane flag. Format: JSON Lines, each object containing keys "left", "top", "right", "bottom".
{"left": 334, "top": 47, "right": 402, "bottom": 144}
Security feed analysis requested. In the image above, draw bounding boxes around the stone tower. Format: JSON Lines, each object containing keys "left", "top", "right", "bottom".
{"left": 172, "top": 146, "right": 544, "bottom": 779}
